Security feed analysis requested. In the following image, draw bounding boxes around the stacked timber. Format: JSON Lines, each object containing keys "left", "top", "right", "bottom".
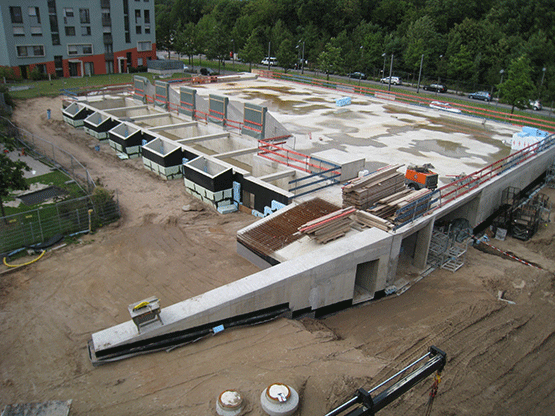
{"left": 368, "top": 188, "right": 433, "bottom": 224}
{"left": 342, "top": 165, "right": 405, "bottom": 210}
{"left": 355, "top": 210, "right": 394, "bottom": 231}
{"left": 298, "top": 206, "right": 356, "bottom": 243}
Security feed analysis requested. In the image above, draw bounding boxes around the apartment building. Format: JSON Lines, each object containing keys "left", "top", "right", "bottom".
{"left": 0, "top": 0, "right": 156, "bottom": 78}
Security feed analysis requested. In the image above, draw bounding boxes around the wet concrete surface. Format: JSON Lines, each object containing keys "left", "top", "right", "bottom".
{"left": 189, "top": 77, "right": 519, "bottom": 186}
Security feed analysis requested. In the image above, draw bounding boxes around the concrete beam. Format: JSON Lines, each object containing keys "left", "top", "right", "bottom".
{"left": 103, "top": 105, "right": 148, "bottom": 113}
{"left": 258, "top": 169, "right": 297, "bottom": 182}
{"left": 147, "top": 121, "right": 197, "bottom": 132}
{"left": 128, "top": 112, "right": 171, "bottom": 121}
{"left": 176, "top": 132, "right": 230, "bottom": 144}
{"left": 213, "top": 147, "right": 259, "bottom": 159}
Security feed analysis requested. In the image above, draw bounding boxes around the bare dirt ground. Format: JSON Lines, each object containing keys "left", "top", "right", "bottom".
{"left": 1, "top": 96, "right": 555, "bottom": 415}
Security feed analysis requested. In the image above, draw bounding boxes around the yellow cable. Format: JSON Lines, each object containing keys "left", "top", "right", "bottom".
{"left": 3, "top": 250, "right": 46, "bottom": 268}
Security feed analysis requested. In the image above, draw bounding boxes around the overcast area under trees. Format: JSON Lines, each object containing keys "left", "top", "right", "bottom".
{"left": 155, "top": 0, "right": 554, "bottom": 105}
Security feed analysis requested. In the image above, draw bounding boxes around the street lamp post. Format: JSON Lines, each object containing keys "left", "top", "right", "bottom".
{"left": 417, "top": 54, "right": 424, "bottom": 93}
{"left": 301, "top": 41, "right": 305, "bottom": 74}
{"left": 381, "top": 52, "right": 386, "bottom": 79}
{"left": 267, "top": 42, "right": 271, "bottom": 71}
{"left": 232, "top": 39, "right": 235, "bottom": 70}
{"left": 539, "top": 67, "right": 546, "bottom": 100}
{"left": 496, "top": 69, "right": 504, "bottom": 107}
{"left": 436, "top": 55, "right": 443, "bottom": 95}
{"left": 388, "top": 54, "right": 394, "bottom": 91}
{"left": 359, "top": 46, "right": 363, "bottom": 86}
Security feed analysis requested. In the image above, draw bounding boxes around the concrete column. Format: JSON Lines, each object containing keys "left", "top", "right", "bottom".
{"left": 386, "top": 234, "right": 403, "bottom": 285}
{"left": 413, "top": 218, "right": 435, "bottom": 270}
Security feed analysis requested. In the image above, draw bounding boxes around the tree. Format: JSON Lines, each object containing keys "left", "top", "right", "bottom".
{"left": 317, "top": 41, "right": 343, "bottom": 80}
{"left": 498, "top": 55, "right": 535, "bottom": 114}
{"left": 0, "top": 122, "right": 30, "bottom": 220}
{"left": 276, "top": 39, "right": 296, "bottom": 72}
{"left": 240, "top": 30, "right": 264, "bottom": 71}
{"left": 174, "top": 22, "right": 200, "bottom": 68}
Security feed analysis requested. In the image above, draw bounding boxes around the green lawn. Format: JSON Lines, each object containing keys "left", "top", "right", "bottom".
{"left": 3, "top": 170, "right": 87, "bottom": 216}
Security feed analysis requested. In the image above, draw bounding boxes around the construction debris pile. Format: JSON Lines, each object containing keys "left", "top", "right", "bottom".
{"left": 342, "top": 165, "right": 405, "bottom": 210}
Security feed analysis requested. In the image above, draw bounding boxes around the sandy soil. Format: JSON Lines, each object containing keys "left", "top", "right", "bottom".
{"left": 1, "top": 96, "right": 555, "bottom": 415}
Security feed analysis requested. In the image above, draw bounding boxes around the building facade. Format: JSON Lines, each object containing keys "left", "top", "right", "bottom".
{"left": 0, "top": 0, "right": 156, "bottom": 78}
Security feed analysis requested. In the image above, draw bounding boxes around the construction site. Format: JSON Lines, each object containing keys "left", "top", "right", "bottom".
{"left": 2, "top": 72, "right": 555, "bottom": 416}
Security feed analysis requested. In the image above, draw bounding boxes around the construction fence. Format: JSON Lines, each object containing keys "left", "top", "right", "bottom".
{"left": 0, "top": 192, "right": 120, "bottom": 255}
{"left": 0, "top": 116, "right": 95, "bottom": 194}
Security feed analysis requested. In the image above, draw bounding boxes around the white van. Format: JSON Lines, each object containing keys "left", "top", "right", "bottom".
{"left": 261, "top": 57, "right": 278, "bottom": 66}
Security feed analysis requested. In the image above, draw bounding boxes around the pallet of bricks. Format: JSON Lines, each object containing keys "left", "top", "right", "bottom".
{"left": 342, "top": 165, "right": 405, "bottom": 210}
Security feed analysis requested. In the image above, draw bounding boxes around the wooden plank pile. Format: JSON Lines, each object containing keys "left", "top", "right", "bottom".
{"left": 355, "top": 210, "right": 394, "bottom": 231}
{"left": 298, "top": 206, "right": 356, "bottom": 243}
{"left": 342, "top": 164, "right": 405, "bottom": 210}
{"left": 368, "top": 188, "right": 432, "bottom": 224}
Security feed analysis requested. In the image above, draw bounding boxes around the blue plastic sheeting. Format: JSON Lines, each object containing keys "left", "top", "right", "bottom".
{"left": 336, "top": 97, "right": 351, "bottom": 107}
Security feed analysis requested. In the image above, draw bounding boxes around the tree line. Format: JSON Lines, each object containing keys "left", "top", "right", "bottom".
{"left": 156, "top": 0, "right": 554, "bottom": 107}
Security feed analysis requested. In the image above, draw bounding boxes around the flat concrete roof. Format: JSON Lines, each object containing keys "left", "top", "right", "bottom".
{"left": 187, "top": 77, "right": 519, "bottom": 188}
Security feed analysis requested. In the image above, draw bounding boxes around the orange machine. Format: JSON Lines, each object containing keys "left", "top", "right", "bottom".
{"left": 405, "top": 164, "right": 439, "bottom": 190}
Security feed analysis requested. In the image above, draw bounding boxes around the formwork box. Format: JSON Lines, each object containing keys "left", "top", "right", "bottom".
{"left": 108, "top": 123, "right": 145, "bottom": 158}
{"left": 234, "top": 172, "right": 291, "bottom": 215}
{"left": 142, "top": 138, "right": 184, "bottom": 180}
{"left": 184, "top": 156, "right": 234, "bottom": 194}
{"left": 84, "top": 111, "right": 119, "bottom": 140}
{"left": 62, "top": 102, "right": 91, "bottom": 128}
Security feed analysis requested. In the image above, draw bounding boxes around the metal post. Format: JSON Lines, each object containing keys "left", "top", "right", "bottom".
{"left": 267, "top": 42, "right": 271, "bottom": 71}
{"left": 388, "top": 54, "right": 394, "bottom": 91}
{"left": 539, "top": 67, "right": 546, "bottom": 100}
{"left": 382, "top": 53, "right": 386, "bottom": 80}
{"left": 417, "top": 54, "right": 424, "bottom": 93}
{"left": 301, "top": 41, "right": 305, "bottom": 75}
{"left": 232, "top": 39, "right": 235, "bottom": 70}
{"left": 496, "top": 69, "right": 504, "bottom": 107}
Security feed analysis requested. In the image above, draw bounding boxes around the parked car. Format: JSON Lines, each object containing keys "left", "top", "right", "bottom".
{"left": 261, "top": 57, "right": 278, "bottom": 66}
{"left": 348, "top": 72, "right": 367, "bottom": 80}
{"left": 380, "top": 76, "right": 402, "bottom": 85}
{"left": 424, "top": 83, "right": 447, "bottom": 93}
{"left": 468, "top": 91, "right": 492, "bottom": 101}
{"left": 200, "top": 67, "right": 218, "bottom": 76}
{"left": 530, "top": 99, "right": 542, "bottom": 111}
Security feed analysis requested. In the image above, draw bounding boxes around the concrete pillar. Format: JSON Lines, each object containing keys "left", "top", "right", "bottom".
{"left": 413, "top": 218, "right": 435, "bottom": 270}
{"left": 386, "top": 234, "right": 403, "bottom": 285}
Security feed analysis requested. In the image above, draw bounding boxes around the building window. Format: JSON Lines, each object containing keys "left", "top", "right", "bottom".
{"left": 135, "top": 10, "right": 141, "bottom": 23}
{"left": 16, "top": 46, "right": 28, "bottom": 57}
{"left": 33, "top": 45, "right": 45, "bottom": 56}
{"left": 28, "top": 7, "right": 41, "bottom": 23}
{"left": 136, "top": 26, "right": 141, "bottom": 34}
{"left": 31, "top": 27, "right": 43, "bottom": 36}
{"left": 106, "top": 60, "right": 114, "bottom": 74}
{"left": 145, "top": 26, "right": 150, "bottom": 34}
{"left": 65, "top": 26, "right": 75, "bottom": 36}
{"left": 64, "top": 8, "right": 74, "bottom": 17}
{"left": 81, "top": 26, "right": 91, "bottom": 36}
{"left": 52, "top": 33, "right": 60, "bottom": 45}
{"left": 144, "top": 10, "right": 150, "bottom": 24}
{"left": 137, "top": 41, "right": 151, "bottom": 51}
{"left": 79, "top": 8, "right": 90, "bottom": 24}
{"left": 68, "top": 45, "right": 78, "bottom": 55}
{"left": 138, "top": 58, "right": 143, "bottom": 66}
{"left": 83, "top": 45, "right": 93, "bottom": 54}
{"left": 10, "top": 7, "right": 23, "bottom": 24}
{"left": 49, "top": 15, "right": 59, "bottom": 32}
{"left": 13, "top": 27, "right": 25, "bottom": 36}
{"left": 16, "top": 45, "right": 45, "bottom": 57}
